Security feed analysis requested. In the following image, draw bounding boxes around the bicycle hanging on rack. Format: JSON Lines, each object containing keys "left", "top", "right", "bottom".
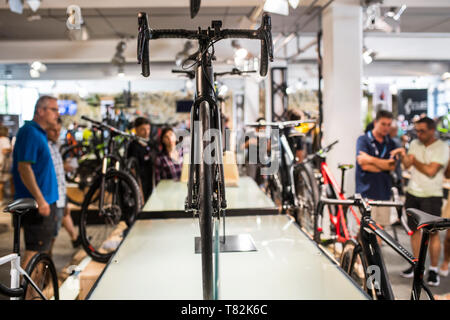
{"left": 138, "top": 12, "right": 273, "bottom": 300}
{"left": 0, "top": 199, "right": 59, "bottom": 300}
{"left": 78, "top": 116, "right": 145, "bottom": 263}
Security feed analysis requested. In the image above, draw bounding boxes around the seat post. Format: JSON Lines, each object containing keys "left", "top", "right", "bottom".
{"left": 12, "top": 214, "right": 21, "bottom": 255}
{"left": 411, "top": 229, "right": 430, "bottom": 300}
{"left": 340, "top": 168, "right": 346, "bottom": 195}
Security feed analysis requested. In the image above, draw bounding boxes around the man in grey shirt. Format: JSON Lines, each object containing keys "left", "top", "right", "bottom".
{"left": 47, "top": 118, "right": 80, "bottom": 251}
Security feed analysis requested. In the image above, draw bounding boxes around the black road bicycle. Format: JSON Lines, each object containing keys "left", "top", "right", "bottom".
{"left": 78, "top": 116, "right": 145, "bottom": 263}
{"left": 138, "top": 12, "right": 273, "bottom": 299}
{"left": 318, "top": 192, "right": 450, "bottom": 299}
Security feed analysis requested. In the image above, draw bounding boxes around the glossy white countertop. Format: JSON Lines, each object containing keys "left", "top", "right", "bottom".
{"left": 88, "top": 215, "right": 367, "bottom": 300}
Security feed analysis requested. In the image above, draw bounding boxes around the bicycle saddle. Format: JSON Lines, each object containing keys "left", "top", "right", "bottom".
{"left": 4, "top": 198, "right": 38, "bottom": 215}
{"left": 406, "top": 208, "right": 450, "bottom": 232}
{"left": 338, "top": 164, "right": 354, "bottom": 170}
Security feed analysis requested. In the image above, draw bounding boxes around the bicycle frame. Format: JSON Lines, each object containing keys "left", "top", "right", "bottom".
{"left": 0, "top": 254, "right": 48, "bottom": 300}
{"left": 317, "top": 161, "right": 360, "bottom": 243}
{"left": 0, "top": 214, "right": 52, "bottom": 300}
{"left": 276, "top": 128, "right": 299, "bottom": 211}
{"left": 355, "top": 208, "right": 434, "bottom": 300}
{"left": 321, "top": 195, "right": 434, "bottom": 300}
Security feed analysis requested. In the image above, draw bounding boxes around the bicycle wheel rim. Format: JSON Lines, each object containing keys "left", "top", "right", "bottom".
{"left": 22, "top": 253, "right": 59, "bottom": 300}
{"left": 79, "top": 170, "right": 139, "bottom": 263}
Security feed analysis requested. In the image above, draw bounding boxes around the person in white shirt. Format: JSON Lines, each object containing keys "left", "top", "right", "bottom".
{"left": 392, "top": 117, "right": 449, "bottom": 286}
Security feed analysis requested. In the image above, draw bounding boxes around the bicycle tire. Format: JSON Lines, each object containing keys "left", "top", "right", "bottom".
{"left": 22, "top": 253, "right": 59, "bottom": 300}
{"left": 62, "top": 145, "right": 102, "bottom": 206}
{"left": 79, "top": 169, "right": 140, "bottom": 263}
{"left": 125, "top": 156, "right": 145, "bottom": 207}
{"left": 340, "top": 240, "right": 377, "bottom": 299}
{"left": 198, "top": 101, "right": 214, "bottom": 300}
{"left": 294, "top": 162, "right": 318, "bottom": 235}
{"left": 265, "top": 171, "right": 282, "bottom": 213}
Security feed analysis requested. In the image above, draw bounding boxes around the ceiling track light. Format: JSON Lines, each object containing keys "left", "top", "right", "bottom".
{"left": 362, "top": 46, "right": 376, "bottom": 64}
{"left": 8, "top": 0, "right": 41, "bottom": 14}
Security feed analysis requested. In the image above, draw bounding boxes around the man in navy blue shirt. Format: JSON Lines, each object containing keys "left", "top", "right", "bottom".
{"left": 12, "top": 95, "right": 59, "bottom": 267}
{"left": 356, "top": 110, "right": 401, "bottom": 228}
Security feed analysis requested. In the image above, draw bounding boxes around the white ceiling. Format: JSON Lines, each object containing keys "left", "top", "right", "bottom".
{"left": 0, "top": 0, "right": 449, "bottom": 81}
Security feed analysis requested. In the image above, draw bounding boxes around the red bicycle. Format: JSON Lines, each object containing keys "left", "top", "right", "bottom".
{"left": 298, "top": 140, "right": 410, "bottom": 249}
{"left": 296, "top": 141, "right": 363, "bottom": 245}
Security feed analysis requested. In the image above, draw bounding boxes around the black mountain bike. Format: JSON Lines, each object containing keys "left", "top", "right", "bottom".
{"left": 245, "top": 119, "right": 317, "bottom": 218}
{"left": 319, "top": 193, "right": 450, "bottom": 299}
{"left": 78, "top": 116, "right": 144, "bottom": 262}
{"left": 138, "top": 12, "right": 273, "bottom": 300}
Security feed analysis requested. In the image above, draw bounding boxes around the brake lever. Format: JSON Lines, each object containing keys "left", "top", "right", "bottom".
{"left": 262, "top": 14, "right": 274, "bottom": 62}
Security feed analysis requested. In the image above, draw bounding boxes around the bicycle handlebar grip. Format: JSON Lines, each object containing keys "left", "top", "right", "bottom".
{"left": 138, "top": 12, "right": 150, "bottom": 77}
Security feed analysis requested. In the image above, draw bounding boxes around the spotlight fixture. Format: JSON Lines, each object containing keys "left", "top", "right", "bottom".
{"left": 29, "top": 61, "right": 47, "bottom": 78}
{"left": 8, "top": 0, "right": 24, "bottom": 14}
{"left": 362, "top": 47, "right": 376, "bottom": 64}
{"left": 66, "top": 5, "right": 84, "bottom": 30}
{"left": 264, "top": 0, "right": 289, "bottom": 16}
{"left": 30, "top": 69, "right": 40, "bottom": 78}
{"left": 26, "top": 0, "right": 40, "bottom": 12}
{"left": 8, "top": 0, "right": 41, "bottom": 14}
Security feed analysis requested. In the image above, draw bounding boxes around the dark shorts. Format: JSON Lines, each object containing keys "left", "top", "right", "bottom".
{"left": 23, "top": 203, "right": 57, "bottom": 252}
{"left": 405, "top": 193, "right": 443, "bottom": 231}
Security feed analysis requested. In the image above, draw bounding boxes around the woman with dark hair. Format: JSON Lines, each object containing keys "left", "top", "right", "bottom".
{"left": 154, "top": 127, "right": 183, "bottom": 185}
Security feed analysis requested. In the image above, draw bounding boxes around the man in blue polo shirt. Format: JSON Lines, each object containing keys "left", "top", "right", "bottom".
{"left": 356, "top": 110, "right": 401, "bottom": 228}
{"left": 12, "top": 95, "right": 59, "bottom": 267}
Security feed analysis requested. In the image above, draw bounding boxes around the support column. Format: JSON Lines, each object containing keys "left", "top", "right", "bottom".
{"left": 322, "top": 0, "right": 363, "bottom": 195}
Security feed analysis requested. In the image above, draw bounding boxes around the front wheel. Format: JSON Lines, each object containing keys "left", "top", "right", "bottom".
{"left": 79, "top": 169, "right": 140, "bottom": 263}
{"left": 340, "top": 240, "right": 377, "bottom": 299}
{"left": 22, "top": 253, "right": 59, "bottom": 300}
{"left": 294, "top": 162, "right": 318, "bottom": 235}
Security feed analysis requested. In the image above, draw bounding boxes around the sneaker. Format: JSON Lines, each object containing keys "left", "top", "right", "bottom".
{"left": 72, "top": 235, "right": 82, "bottom": 248}
{"left": 439, "top": 263, "right": 449, "bottom": 277}
{"left": 400, "top": 265, "right": 414, "bottom": 278}
{"left": 427, "top": 270, "right": 440, "bottom": 287}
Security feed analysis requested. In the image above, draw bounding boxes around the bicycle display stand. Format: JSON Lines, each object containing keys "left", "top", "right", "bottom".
{"left": 85, "top": 178, "right": 369, "bottom": 300}
{"left": 194, "top": 234, "right": 257, "bottom": 253}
